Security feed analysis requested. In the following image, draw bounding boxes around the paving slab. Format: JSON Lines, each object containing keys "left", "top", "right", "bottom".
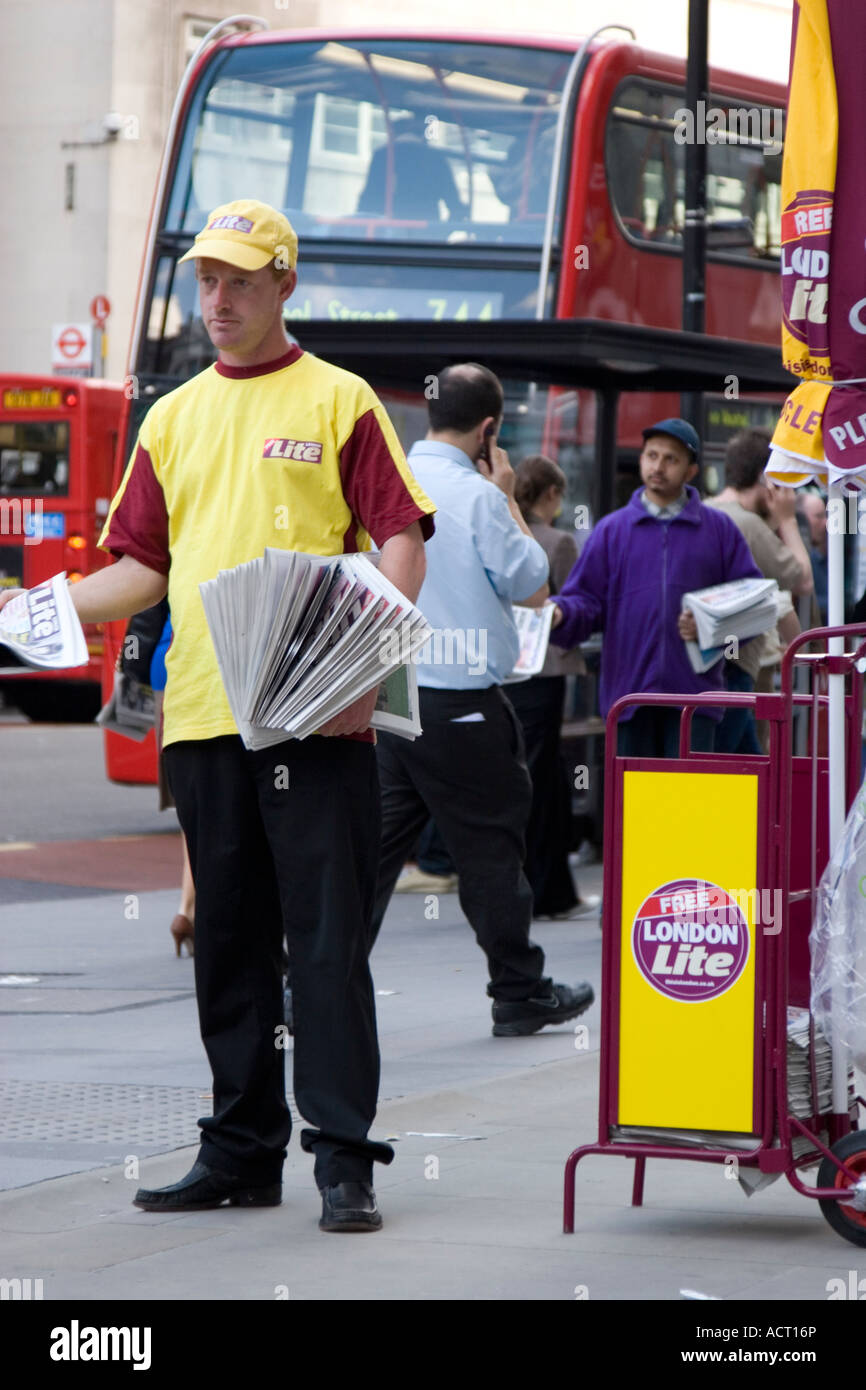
{"left": 3, "top": 844, "right": 864, "bottom": 1305}
{"left": 1, "top": 1054, "right": 862, "bottom": 1304}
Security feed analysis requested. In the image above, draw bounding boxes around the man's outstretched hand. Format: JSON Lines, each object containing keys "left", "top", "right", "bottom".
{"left": 0, "top": 588, "right": 26, "bottom": 612}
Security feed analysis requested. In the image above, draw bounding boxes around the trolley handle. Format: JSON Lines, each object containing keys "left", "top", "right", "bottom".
{"left": 604, "top": 690, "right": 758, "bottom": 767}
{"left": 780, "top": 622, "right": 866, "bottom": 698}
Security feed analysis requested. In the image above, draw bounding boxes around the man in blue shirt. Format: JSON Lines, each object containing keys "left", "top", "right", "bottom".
{"left": 370, "top": 364, "right": 594, "bottom": 1036}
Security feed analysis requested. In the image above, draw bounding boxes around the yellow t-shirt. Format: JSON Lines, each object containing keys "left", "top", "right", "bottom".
{"left": 99, "top": 346, "right": 435, "bottom": 747}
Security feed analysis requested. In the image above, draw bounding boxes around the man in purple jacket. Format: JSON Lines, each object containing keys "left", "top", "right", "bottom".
{"left": 549, "top": 418, "right": 761, "bottom": 757}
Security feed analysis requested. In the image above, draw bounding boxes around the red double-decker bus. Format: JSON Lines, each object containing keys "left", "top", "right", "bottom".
{"left": 104, "top": 19, "right": 788, "bottom": 781}
{"left": 0, "top": 374, "right": 124, "bottom": 721}
{"left": 130, "top": 23, "right": 785, "bottom": 477}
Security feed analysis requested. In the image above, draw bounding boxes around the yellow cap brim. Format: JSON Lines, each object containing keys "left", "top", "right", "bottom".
{"left": 178, "top": 240, "right": 274, "bottom": 271}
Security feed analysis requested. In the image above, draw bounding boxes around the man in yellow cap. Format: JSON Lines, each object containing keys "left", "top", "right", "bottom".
{"left": 0, "top": 199, "right": 435, "bottom": 1232}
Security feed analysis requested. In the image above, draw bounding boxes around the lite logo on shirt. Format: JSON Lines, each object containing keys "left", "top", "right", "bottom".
{"left": 263, "top": 438, "right": 323, "bottom": 463}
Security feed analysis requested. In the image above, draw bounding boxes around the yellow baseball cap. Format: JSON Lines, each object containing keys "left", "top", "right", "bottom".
{"left": 178, "top": 198, "right": 298, "bottom": 272}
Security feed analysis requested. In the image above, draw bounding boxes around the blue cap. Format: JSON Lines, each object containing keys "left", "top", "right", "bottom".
{"left": 641, "top": 418, "right": 700, "bottom": 462}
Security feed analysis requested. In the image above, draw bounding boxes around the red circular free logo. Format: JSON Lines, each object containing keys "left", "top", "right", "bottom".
{"left": 631, "top": 879, "right": 750, "bottom": 1002}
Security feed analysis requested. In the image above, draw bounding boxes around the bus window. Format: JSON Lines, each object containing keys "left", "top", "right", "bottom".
{"left": 0, "top": 420, "right": 70, "bottom": 496}
{"left": 606, "top": 80, "right": 783, "bottom": 261}
{"left": 166, "top": 39, "right": 567, "bottom": 245}
{"left": 140, "top": 250, "right": 531, "bottom": 377}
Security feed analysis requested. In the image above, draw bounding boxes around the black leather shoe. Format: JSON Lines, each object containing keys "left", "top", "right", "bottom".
{"left": 319, "top": 1181, "right": 382, "bottom": 1232}
{"left": 133, "top": 1160, "right": 282, "bottom": 1211}
{"left": 491, "top": 980, "right": 594, "bottom": 1036}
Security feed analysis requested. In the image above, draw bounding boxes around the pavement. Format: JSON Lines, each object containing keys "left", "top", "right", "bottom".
{"left": 3, "top": 826, "right": 865, "bottom": 1304}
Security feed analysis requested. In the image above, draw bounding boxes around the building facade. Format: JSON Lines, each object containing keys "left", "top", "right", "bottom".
{"left": 0, "top": 0, "right": 793, "bottom": 382}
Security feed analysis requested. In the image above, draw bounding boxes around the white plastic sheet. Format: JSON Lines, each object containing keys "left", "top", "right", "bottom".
{"left": 810, "top": 780, "right": 866, "bottom": 1072}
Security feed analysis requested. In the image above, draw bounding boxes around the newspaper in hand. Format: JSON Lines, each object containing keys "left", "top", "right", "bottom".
{"left": 372, "top": 661, "right": 422, "bottom": 737}
{"left": 96, "top": 670, "right": 157, "bottom": 741}
{"left": 681, "top": 577, "right": 779, "bottom": 674}
{"left": 504, "top": 603, "right": 554, "bottom": 683}
{"left": 0, "top": 573, "right": 88, "bottom": 673}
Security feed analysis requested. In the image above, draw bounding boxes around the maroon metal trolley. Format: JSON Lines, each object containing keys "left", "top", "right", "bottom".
{"left": 563, "top": 624, "right": 866, "bottom": 1246}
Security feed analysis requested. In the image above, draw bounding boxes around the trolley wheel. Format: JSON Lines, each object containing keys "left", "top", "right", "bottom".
{"left": 817, "top": 1131, "right": 866, "bottom": 1247}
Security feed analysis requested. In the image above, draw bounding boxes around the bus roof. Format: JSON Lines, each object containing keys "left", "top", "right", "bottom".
{"left": 217, "top": 26, "right": 786, "bottom": 101}
{"left": 0, "top": 373, "right": 124, "bottom": 394}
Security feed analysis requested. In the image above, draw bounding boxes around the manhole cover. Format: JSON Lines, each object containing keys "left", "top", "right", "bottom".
{"left": 0, "top": 1080, "right": 299, "bottom": 1145}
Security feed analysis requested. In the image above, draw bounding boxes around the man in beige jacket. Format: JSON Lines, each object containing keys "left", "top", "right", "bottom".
{"left": 705, "top": 427, "right": 813, "bottom": 754}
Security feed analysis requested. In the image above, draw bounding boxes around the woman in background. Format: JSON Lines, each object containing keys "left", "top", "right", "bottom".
{"left": 509, "top": 455, "right": 598, "bottom": 920}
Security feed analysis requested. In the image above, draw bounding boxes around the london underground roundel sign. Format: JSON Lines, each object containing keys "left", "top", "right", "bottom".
{"left": 631, "top": 878, "right": 750, "bottom": 1003}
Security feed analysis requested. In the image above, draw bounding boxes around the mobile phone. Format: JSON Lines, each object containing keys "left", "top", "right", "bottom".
{"left": 478, "top": 422, "right": 496, "bottom": 466}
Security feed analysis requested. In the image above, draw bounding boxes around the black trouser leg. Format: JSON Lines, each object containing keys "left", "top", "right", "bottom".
{"left": 616, "top": 707, "right": 717, "bottom": 756}
{"left": 506, "top": 676, "right": 578, "bottom": 915}
{"left": 415, "top": 819, "right": 455, "bottom": 876}
{"left": 370, "top": 740, "right": 437, "bottom": 948}
{"left": 164, "top": 735, "right": 393, "bottom": 1190}
{"left": 251, "top": 736, "right": 392, "bottom": 1187}
{"left": 164, "top": 737, "right": 289, "bottom": 1184}
{"left": 373, "top": 687, "right": 548, "bottom": 1001}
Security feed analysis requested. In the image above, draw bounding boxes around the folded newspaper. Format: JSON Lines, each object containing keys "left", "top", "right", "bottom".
{"left": 200, "top": 549, "right": 433, "bottom": 747}
{"left": 96, "top": 670, "right": 157, "bottom": 741}
{"left": 504, "top": 603, "right": 554, "bottom": 682}
{"left": 681, "top": 576, "right": 780, "bottom": 674}
{"left": 0, "top": 572, "right": 88, "bottom": 673}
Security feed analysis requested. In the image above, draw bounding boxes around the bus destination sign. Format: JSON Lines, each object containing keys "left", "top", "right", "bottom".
{"left": 3, "top": 387, "right": 63, "bottom": 411}
{"left": 283, "top": 287, "right": 503, "bottom": 323}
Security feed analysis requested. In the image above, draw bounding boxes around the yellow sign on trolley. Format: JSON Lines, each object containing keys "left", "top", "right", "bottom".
{"left": 617, "top": 769, "right": 760, "bottom": 1134}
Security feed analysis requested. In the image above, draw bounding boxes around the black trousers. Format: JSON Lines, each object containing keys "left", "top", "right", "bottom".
{"left": 164, "top": 734, "right": 393, "bottom": 1189}
{"left": 370, "top": 686, "right": 548, "bottom": 1002}
{"left": 506, "top": 675, "right": 578, "bottom": 916}
{"left": 616, "top": 707, "right": 715, "bottom": 758}
{"left": 416, "top": 818, "right": 455, "bottom": 876}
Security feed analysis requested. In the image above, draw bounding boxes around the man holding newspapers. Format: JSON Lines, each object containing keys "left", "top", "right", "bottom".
{"left": 0, "top": 199, "right": 436, "bottom": 1234}
{"left": 550, "top": 418, "right": 764, "bottom": 757}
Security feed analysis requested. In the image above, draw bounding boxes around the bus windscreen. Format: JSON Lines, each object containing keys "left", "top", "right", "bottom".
{"left": 166, "top": 39, "right": 569, "bottom": 247}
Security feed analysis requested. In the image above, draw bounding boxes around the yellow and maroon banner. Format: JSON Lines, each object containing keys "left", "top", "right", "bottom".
{"left": 768, "top": 1, "right": 866, "bottom": 491}
{"left": 778, "top": 0, "right": 836, "bottom": 384}
{"left": 769, "top": 380, "right": 830, "bottom": 486}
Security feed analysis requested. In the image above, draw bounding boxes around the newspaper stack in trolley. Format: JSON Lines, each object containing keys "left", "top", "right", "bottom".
{"left": 0, "top": 573, "right": 87, "bottom": 673}
{"left": 200, "top": 548, "right": 433, "bottom": 745}
{"left": 680, "top": 576, "right": 781, "bottom": 674}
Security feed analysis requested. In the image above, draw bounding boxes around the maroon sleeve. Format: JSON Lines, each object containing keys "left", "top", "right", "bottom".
{"left": 339, "top": 409, "right": 435, "bottom": 551}
{"left": 100, "top": 444, "right": 170, "bottom": 575}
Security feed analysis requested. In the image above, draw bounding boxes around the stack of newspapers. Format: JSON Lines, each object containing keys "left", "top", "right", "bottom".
{"left": 786, "top": 1007, "right": 855, "bottom": 1164}
{"left": 786, "top": 1007, "right": 834, "bottom": 1121}
{"left": 200, "top": 549, "right": 433, "bottom": 747}
{"left": 681, "top": 576, "right": 780, "bottom": 674}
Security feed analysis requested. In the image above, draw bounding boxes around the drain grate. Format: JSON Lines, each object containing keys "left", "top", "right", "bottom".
{"left": 1, "top": 1079, "right": 299, "bottom": 1146}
